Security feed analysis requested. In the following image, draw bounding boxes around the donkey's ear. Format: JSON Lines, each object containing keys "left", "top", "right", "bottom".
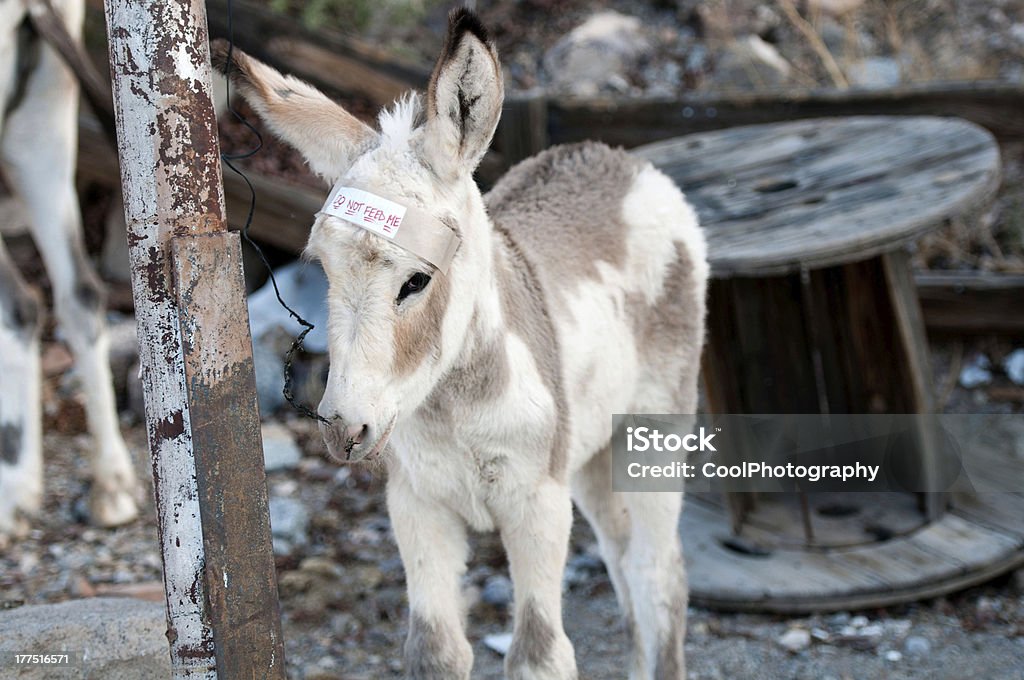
{"left": 211, "top": 40, "right": 377, "bottom": 182}
{"left": 422, "top": 9, "right": 504, "bottom": 177}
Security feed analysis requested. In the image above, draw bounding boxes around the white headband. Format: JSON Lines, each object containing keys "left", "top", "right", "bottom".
{"left": 317, "top": 184, "right": 461, "bottom": 274}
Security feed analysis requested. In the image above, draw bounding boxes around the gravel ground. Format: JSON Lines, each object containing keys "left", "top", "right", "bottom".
{"left": 2, "top": 337, "right": 1022, "bottom": 679}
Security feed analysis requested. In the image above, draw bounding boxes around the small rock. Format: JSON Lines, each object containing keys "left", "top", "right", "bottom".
{"left": 836, "top": 632, "right": 881, "bottom": 651}
{"left": 248, "top": 261, "right": 329, "bottom": 352}
{"left": 1010, "top": 23, "right": 1024, "bottom": 46}
{"left": 811, "top": 627, "right": 831, "bottom": 641}
{"left": 860, "top": 623, "right": 884, "bottom": 638}
{"left": 261, "top": 422, "right": 302, "bottom": 471}
{"left": 299, "top": 556, "right": 342, "bottom": 579}
{"left": 482, "top": 575, "right": 514, "bottom": 607}
{"left": 685, "top": 44, "right": 709, "bottom": 74}
{"left": 0, "top": 598, "right": 170, "bottom": 679}
{"left": 828, "top": 611, "right": 851, "bottom": 626}
{"left": 778, "top": 627, "right": 811, "bottom": 653}
{"left": 269, "top": 495, "right": 309, "bottom": 555}
{"left": 975, "top": 596, "right": 1000, "bottom": 626}
{"left": 484, "top": 632, "right": 513, "bottom": 656}
{"left": 303, "top": 662, "right": 339, "bottom": 680}
{"left": 819, "top": 17, "right": 876, "bottom": 56}
{"left": 886, "top": 619, "right": 912, "bottom": 635}
{"left": 543, "top": 11, "right": 652, "bottom": 96}
{"left": 1003, "top": 349, "right": 1024, "bottom": 385}
{"left": 252, "top": 339, "right": 286, "bottom": 417}
{"left": 334, "top": 467, "right": 352, "bottom": 485}
{"left": 850, "top": 614, "right": 869, "bottom": 628}
{"left": 41, "top": 343, "right": 75, "bottom": 378}
{"left": 714, "top": 35, "right": 792, "bottom": 89}
{"left": 885, "top": 649, "right": 903, "bottom": 662}
{"left": 847, "top": 57, "right": 902, "bottom": 88}
{"left": 69, "top": 575, "right": 96, "bottom": 598}
{"left": 904, "top": 635, "right": 931, "bottom": 656}
{"left": 959, "top": 354, "right": 993, "bottom": 388}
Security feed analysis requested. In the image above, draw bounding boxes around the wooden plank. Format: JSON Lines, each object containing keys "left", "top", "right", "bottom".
{"left": 698, "top": 492, "right": 927, "bottom": 549}
{"left": 951, "top": 493, "right": 1024, "bottom": 540}
{"left": 203, "top": 0, "right": 430, "bottom": 108}
{"left": 633, "top": 117, "right": 1002, "bottom": 277}
{"left": 916, "top": 272, "right": 1024, "bottom": 335}
{"left": 542, "top": 81, "right": 1024, "bottom": 151}
{"left": 498, "top": 95, "right": 549, "bottom": 167}
{"left": 77, "top": 113, "right": 325, "bottom": 252}
{"left": 683, "top": 494, "right": 1024, "bottom": 613}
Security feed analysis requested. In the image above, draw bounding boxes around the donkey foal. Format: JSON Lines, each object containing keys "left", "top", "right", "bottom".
{"left": 0, "top": 0, "right": 138, "bottom": 545}
{"left": 220, "top": 9, "right": 707, "bottom": 679}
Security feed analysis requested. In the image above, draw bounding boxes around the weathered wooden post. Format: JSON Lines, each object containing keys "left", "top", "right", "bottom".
{"left": 103, "top": 1, "right": 286, "bottom": 677}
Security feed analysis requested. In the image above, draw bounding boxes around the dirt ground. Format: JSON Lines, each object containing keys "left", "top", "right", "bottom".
{"left": 1, "top": 337, "right": 1022, "bottom": 679}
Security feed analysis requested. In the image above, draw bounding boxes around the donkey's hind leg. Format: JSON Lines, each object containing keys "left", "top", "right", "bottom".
{"left": 621, "top": 490, "right": 687, "bottom": 680}
{"left": 571, "top": 445, "right": 635, "bottom": 635}
{"left": 0, "top": 239, "right": 43, "bottom": 547}
{"left": 1, "top": 32, "right": 138, "bottom": 528}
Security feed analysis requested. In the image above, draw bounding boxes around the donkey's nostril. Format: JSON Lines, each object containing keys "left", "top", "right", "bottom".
{"left": 345, "top": 423, "right": 369, "bottom": 446}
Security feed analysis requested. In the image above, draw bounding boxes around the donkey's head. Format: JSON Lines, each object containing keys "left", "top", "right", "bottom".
{"left": 216, "top": 10, "right": 503, "bottom": 461}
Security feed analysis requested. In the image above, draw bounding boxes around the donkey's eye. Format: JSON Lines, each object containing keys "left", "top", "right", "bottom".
{"left": 397, "top": 272, "right": 432, "bottom": 303}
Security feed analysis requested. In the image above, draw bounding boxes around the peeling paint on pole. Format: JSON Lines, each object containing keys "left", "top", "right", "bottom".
{"left": 104, "top": 1, "right": 216, "bottom": 675}
{"left": 103, "top": 0, "right": 284, "bottom": 677}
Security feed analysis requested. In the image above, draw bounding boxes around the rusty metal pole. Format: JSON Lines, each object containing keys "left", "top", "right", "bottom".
{"left": 103, "top": 1, "right": 286, "bottom": 677}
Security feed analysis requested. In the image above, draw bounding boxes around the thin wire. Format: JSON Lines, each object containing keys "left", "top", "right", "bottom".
{"left": 221, "top": 0, "right": 329, "bottom": 424}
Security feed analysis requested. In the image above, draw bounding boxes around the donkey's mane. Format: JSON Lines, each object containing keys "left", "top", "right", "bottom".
{"left": 377, "top": 92, "right": 423, "bottom": 150}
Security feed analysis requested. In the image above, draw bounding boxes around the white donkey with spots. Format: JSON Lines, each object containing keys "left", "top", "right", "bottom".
{"left": 0, "top": 0, "right": 139, "bottom": 544}
{"left": 219, "top": 9, "right": 706, "bottom": 679}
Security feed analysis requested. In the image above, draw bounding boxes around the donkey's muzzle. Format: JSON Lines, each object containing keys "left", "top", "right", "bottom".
{"left": 319, "top": 417, "right": 371, "bottom": 462}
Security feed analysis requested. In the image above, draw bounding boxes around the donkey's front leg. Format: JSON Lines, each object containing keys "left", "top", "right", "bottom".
{"left": 501, "top": 479, "right": 578, "bottom": 680}
{"left": 387, "top": 468, "right": 474, "bottom": 680}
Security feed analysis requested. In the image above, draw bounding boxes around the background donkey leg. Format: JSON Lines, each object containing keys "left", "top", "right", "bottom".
{"left": 0, "top": 240, "right": 43, "bottom": 546}
{"left": 387, "top": 468, "right": 474, "bottom": 680}
{"left": 1, "top": 33, "right": 138, "bottom": 528}
{"left": 501, "top": 478, "right": 578, "bottom": 680}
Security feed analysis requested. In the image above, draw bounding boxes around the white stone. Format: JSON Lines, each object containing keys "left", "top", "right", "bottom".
{"left": 847, "top": 57, "right": 902, "bottom": 88}
{"left": 1003, "top": 348, "right": 1024, "bottom": 385}
{"left": 714, "top": 35, "right": 792, "bottom": 89}
{"left": 261, "top": 422, "right": 302, "bottom": 471}
{"left": 778, "top": 627, "right": 812, "bottom": 652}
{"left": 960, "top": 353, "right": 993, "bottom": 388}
{"left": 904, "top": 635, "right": 931, "bottom": 656}
{"left": 483, "top": 632, "right": 514, "bottom": 656}
{"left": 0, "top": 598, "right": 170, "bottom": 679}
{"left": 543, "top": 11, "right": 652, "bottom": 96}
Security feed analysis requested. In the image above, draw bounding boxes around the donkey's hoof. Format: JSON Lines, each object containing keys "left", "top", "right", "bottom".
{"left": 89, "top": 483, "right": 139, "bottom": 528}
{"left": 0, "top": 514, "right": 31, "bottom": 550}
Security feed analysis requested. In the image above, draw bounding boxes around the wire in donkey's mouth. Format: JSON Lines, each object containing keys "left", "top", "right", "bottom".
{"left": 218, "top": 0, "right": 329, "bottom": 425}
